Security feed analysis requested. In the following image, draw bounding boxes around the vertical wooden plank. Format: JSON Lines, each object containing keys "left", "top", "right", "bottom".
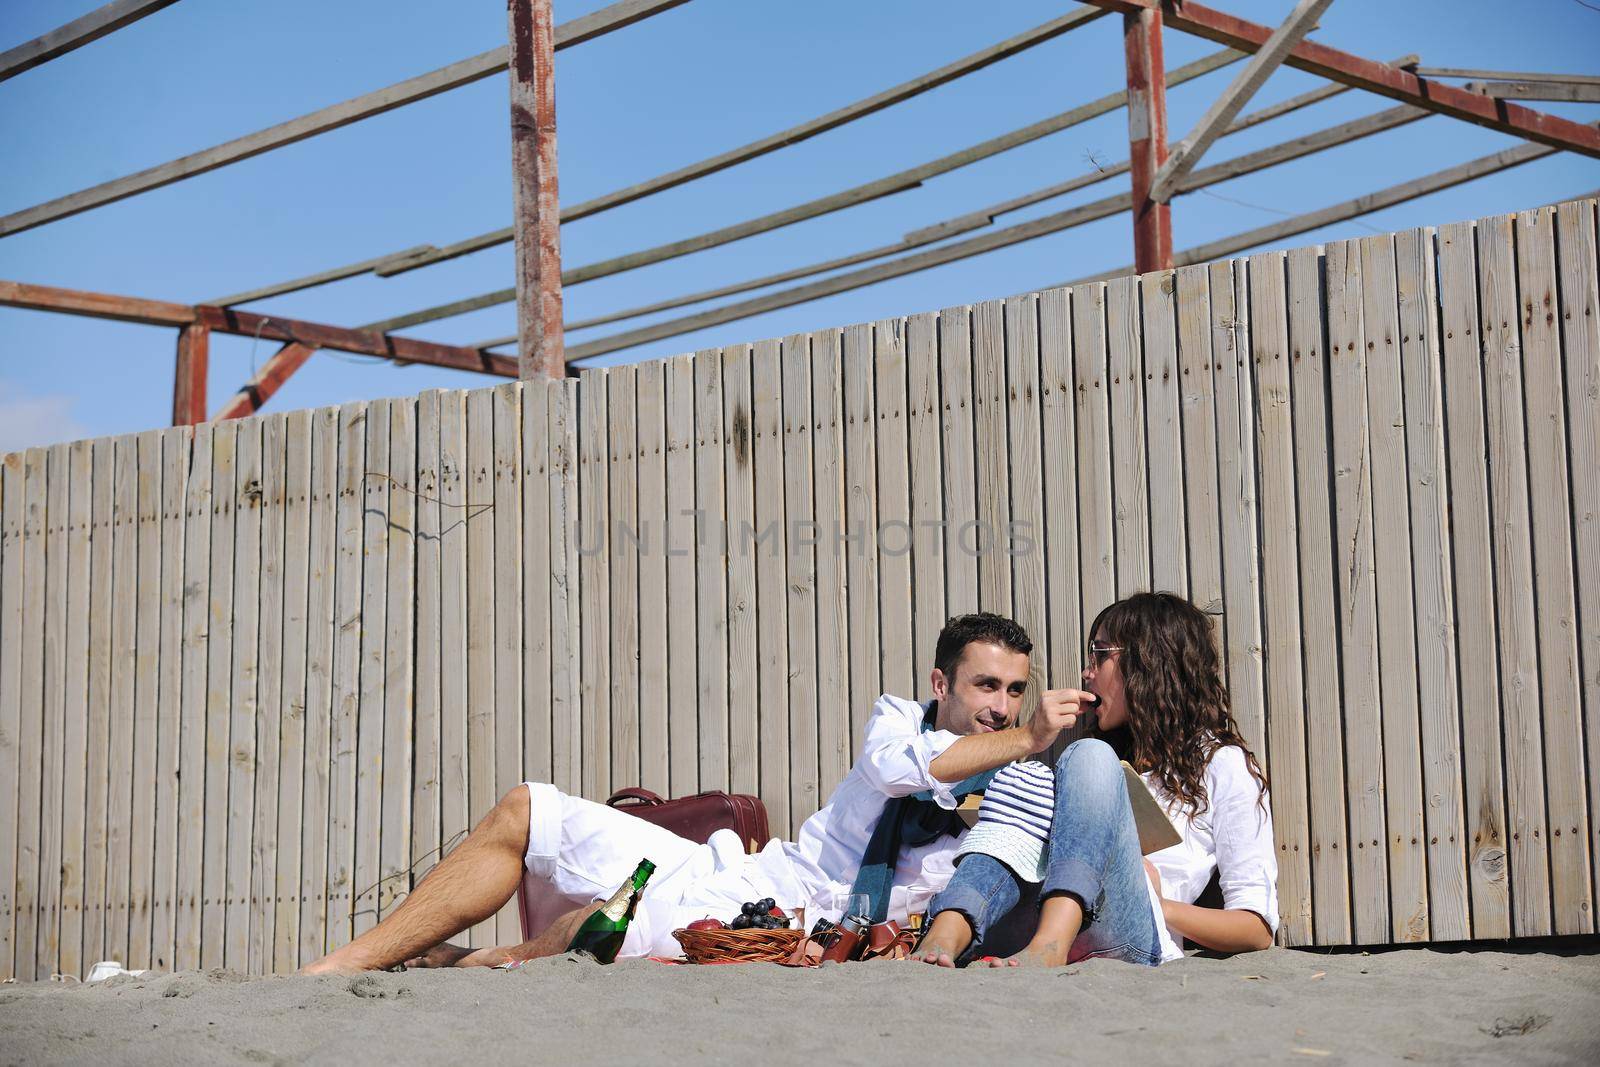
{"left": 38, "top": 443, "right": 68, "bottom": 977}
{"left": 1003, "top": 297, "right": 1047, "bottom": 684}
{"left": 781, "top": 336, "right": 819, "bottom": 830}
{"left": 381, "top": 401, "right": 417, "bottom": 925}
{"left": 664, "top": 359, "right": 700, "bottom": 798}
{"left": 14, "top": 450, "right": 48, "bottom": 979}
{"left": 1284, "top": 247, "right": 1352, "bottom": 945}
{"left": 150, "top": 430, "right": 187, "bottom": 971}
{"left": 1209, "top": 263, "right": 1267, "bottom": 772}
{"left": 1477, "top": 213, "right": 1553, "bottom": 938}
{"left": 354, "top": 404, "right": 391, "bottom": 940}
{"left": 722, "top": 346, "right": 759, "bottom": 799}
{"left": 1553, "top": 199, "right": 1600, "bottom": 910}
{"left": 56, "top": 440, "right": 92, "bottom": 979}
{"left": 577, "top": 371, "right": 611, "bottom": 799}
{"left": 109, "top": 435, "right": 143, "bottom": 968}
{"left": 1515, "top": 206, "right": 1592, "bottom": 934}
{"left": 272, "top": 410, "right": 312, "bottom": 973}
{"left": 250, "top": 415, "right": 288, "bottom": 973}
{"left": 0, "top": 453, "right": 24, "bottom": 979}
{"left": 1140, "top": 271, "right": 1187, "bottom": 595}
{"left": 939, "top": 308, "right": 979, "bottom": 617}
{"left": 608, "top": 368, "right": 641, "bottom": 794}
{"left": 463, "top": 389, "right": 496, "bottom": 946}
{"left": 549, "top": 379, "right": 582, "bottom": 795}
{"left": 811, "top": 331, "right": 851, "bottom": 794}
{"left": 751, "top": 339, "right": 791, "bottom": 833}
{"left": 1106, "top": 275, "right": 1150, "bottom": 596}
{"left": 1436, "top": 220, "right": 1510, "bottom": 938}
{"left": 82, "top": 437, "right": 115, "bottom": 970}
{"left": 906, "top": 313, "right": 947, "bottom": 694}
{"left": 491, "top": 384, "right": 523, "bottom": 943}
{"left": 1038, "top": 289, "right": 1082, "bottom": 700}
{"left": 692, "top": 354, "right": 728, "bottom": 792}
{"left": 409, "top": 392, "right": 443, "bottom": 913}
{"left": 326, "top": 403, "right": 366, "bottom": 951}
{"left": 875, "top": 321, "right": 915, "bottom": 701}
{"left": 1395, "top": 229, "right": 1471, "bottom": 941}
{"left": 296, "top": 409, "right": 338, "bottom": 962}
{"left": 1325, "top": 241, "right": 1390, "bottom": 943}
{"left": 199, "top": 423, "right": 239, "bottom": 969}
{"left": 1247, "top": 251, "right": 1312, "bottom": 946}
{"left": 174, "top": 424, "right": 213, "bottom": 971}
{"left": 971, "top": 302, "right": 1011, "bottom": 616}
{"left": 1358, "top": 234, "right": 1430, "bottom": 943}
{"left": 635, "top": 363, "right": 670, "bottom": 796}
{"left": 225, "top": 419, "right": 263, "bottom": 969}
{"left": 1175, "top": 267, "right": 1223, "bottom": 616}
{"left": 1072, "top": 284, "right": 1115, "bottom": 639}
{"left": 436, "top": 392, "right": 469, "bottom": 861}
{"left": 843, "top": 324, "right": 881, "bottom": 745}
{"left": 523, "top": 380, "right": 554, "bottom": 792}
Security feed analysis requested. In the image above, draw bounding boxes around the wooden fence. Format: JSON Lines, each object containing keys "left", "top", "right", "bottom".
{"left": 1, "top": 198, "right": 1596, "bottom": 979}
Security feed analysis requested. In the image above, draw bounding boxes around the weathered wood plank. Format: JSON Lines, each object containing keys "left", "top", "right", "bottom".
{"left": 875, "top": 320, "right": 916, "bottom": 702}
{"left": 1106, "top": 276, "right": 1150, "bottom": 595}
{"left": 1003, "top": 296, "right": 1047, "bottom": 696}
{"left": 0, "top": 453, "right": 25, "bottom": 978}
{"left": 409, "top": 392, "right": 443, "bottom": 921}
{"left": 463, "top": 389, "right": 495, "bottom": 946}
{"left": 58, "top": 439, "right": 93, "bottom": 979}
{"left": 781, "top": 335, "right": 819, "bottom": 831}
{"left": 608, "top": 368, "right": 642, "bottom": 794}
{"left": 906, "top": 313, "right": 947, "bottom": 693}
{"left": 577, "top": 371, "right": 612, "bottom": 799}
{"left": 1395, "top": 228, "right": 1470, "bottom": 941}
{"left": 722, "top": 346, "right": 759, "bottom": 799}
{"left": 751, "top": 339, "right": 791, "bottom": 833}
{"left": 1072, "top": 283, "right": 1115, "bottom": 639}
{"left": 297, "top": 408, "right": 339, "bottom": 962}
{"left": 692, "top": 353, "right": 729, "bottom": 791}
{"left": 811, "top": 331, "right": 852, "bottom": 794}
{"left": 550, "top": 379, "right": 582, "bottom": 794}
{"left": 353, "top": 405, "right": 388, "bottom": 942}
{"left": 436, "top": 392, "right": 470, "bottom": 866}
{"left": 490, "top": 384, "right": 523, "bottom": 944}
{"left": 381, "top": 400, "right": 417, "bottom": 925}
{"left": 1435, "top": 219, "right": 1510, "bottom": 938}
{"left": 939, "top": 307, "right": 979, "bottom": 618}
{"left": 174, "top": 425, "right": 212, "bottom": 971}
{"left": 1140, "top": 272, "right": 1187, "bottom": 594}
{"left": 273, "top": 410, "right": 313, "bottom": 972}
{"left": 199, "top": 422, "right": 239, "bottom": 969}
{"left": 123, "top": 433, "right": 159, "bottom": 970}
{"left": 249, "top": 414, "right": 288, "bottom": 972}
{"left": 14, "top": 449, "right": 48, "bottom": 978}
{"left": 82, "top": 437, "right": 116, "bottom": 970}
{"left": 1174, "top": 266, "right": 1223, "bottom": 616}
{"left": 972, "top": 301, "right": 1012, "bottom": 615}
{"left": 523, "top": 380, "right": 555, "bottom": 793}
{"left": 1476, "top": 213, "right": 1553, "bottom": 938}
{"left": 150, "top": 431, "right": 187, "bottom": 971}
{"left": 1514, "top": 206, "right": 1592, "bottom": 934}
{"left": 1038, "top": 288, "right": 1082, "bottom": 701}
{"left": 635, "top": 363, "right": 671, "bottom": 796}
{"left": 326, "top": 403, "right": 367, "bottom": 951}
{"left": 664, "top": 359, "right": 699, "bottom": 797}
{"left": 221, "top": 419, "right": 262, "bottom": 969}
{"left": 1553, "top": 199, "right": 1600, "bottom": 910}
{"left": 1325, "top": 241, "right": 1390, "bottom": 944}
{"left": 843, "top": 324, "right": 882, "bottom": 745}
{"left": 1283, "top": 246, "right": 1351, "bottom": 944}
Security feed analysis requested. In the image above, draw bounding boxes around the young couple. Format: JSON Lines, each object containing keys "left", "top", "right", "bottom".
{"left": 300, "top": 592, "right": 1276, "bottom": 974}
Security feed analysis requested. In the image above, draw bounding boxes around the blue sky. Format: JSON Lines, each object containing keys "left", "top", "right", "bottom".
{"left": 1, "top": 0, "right": 1597, "bottom": 451}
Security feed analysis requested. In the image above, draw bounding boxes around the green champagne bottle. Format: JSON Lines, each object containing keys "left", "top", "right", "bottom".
{"left": 565, "top": 858, "right": 656, "bottom": 963}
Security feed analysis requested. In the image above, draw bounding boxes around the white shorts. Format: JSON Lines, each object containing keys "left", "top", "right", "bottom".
{"left": 521, "top": 782, "right": 809, "bottom": 959}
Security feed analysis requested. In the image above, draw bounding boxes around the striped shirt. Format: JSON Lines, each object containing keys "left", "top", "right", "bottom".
{"left": 973, "top": 760, "right": 1055, "bottom": 841}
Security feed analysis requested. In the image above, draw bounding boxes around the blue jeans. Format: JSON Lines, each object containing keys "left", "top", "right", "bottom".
{"left": 928, "top": 739, "right": 1164, "bottom": 966}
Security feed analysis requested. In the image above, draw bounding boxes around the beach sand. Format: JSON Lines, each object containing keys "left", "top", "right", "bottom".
{"left": 3, "top": 945, "right": 1596, "bottom": 1065}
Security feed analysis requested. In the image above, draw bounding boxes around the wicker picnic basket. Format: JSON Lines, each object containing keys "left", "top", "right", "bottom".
{"left": 671, "top": 926, "right": 805, "bottom": 964}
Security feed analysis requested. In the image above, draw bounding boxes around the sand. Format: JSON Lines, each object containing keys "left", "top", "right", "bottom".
{"left": 3, "top": 946, "right": 1597, "bottom": 1065}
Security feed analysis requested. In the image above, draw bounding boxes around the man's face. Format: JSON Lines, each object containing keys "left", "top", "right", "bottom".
{"left": 929, "top": 640, "right": 1031, "bottom": 735}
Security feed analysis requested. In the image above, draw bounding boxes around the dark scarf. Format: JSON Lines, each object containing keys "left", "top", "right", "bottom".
{"left": 847, "top": 702, "right": 999, "bottom": 924}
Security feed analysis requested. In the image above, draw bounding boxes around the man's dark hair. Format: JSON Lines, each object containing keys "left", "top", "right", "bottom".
{"left": 933, "top": 612, "right": 1033, "bottom": 682}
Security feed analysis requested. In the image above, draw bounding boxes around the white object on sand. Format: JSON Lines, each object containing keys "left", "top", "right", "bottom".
{"left": 85, "top": 960, "right": 149, "bottom": 983}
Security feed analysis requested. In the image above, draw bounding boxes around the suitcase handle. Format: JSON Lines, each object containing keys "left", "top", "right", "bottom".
{"left": 606, "top": 788, "right": 666, "bottom": 807}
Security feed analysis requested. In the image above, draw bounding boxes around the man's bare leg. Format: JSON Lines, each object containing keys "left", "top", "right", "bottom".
{"left": 299, "top": 786, "right": 532, "bottom": 975}
{"left": 409, "top": 901, "right": 605, "bottom": 969}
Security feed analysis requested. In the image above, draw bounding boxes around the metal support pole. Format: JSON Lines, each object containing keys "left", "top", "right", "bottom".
{"left": 508, "top": 0, "right": 564, "bottom": 378}
{"left": 1123, "top": 6, "right": 1172, "bottom": 274}
{"left": 172, "top": 323, "right": 210, "bottom": 425}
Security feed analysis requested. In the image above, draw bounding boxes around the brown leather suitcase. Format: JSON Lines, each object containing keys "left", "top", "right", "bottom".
{"left": 516, "top": 788, "right": 773, "bottom": 941}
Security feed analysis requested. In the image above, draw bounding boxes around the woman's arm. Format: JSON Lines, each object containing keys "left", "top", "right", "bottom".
{"left": 1160, "top": 899, "right": 1273, "bottom": 953}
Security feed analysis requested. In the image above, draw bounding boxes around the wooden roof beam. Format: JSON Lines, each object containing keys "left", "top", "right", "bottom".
{"left": 0, "top": 0, "right": 180, "bottom": 83}
{"left": 1081, "top": 0, "right": 1600, "bottom": 158}
{"left": 1465, "top": 81, "right": 1600, "bottom": 104}
{"left": 0, "top": 0, "right": 693, "bottom": 239}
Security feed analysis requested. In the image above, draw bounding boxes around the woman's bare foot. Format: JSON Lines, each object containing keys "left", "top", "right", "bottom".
{"left": 985, "top": 937, "right": 1070, "bottom": 968}
{"left": 913, "top": 911, "right": 974, "bottom": 968}
{"left": 404, "top": 942, "right": 475, "bottom": 969}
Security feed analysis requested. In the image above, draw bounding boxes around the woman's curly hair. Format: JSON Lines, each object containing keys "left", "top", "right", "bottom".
{"left": 1091, "top": 592, "right": 1267, "bottom": 814}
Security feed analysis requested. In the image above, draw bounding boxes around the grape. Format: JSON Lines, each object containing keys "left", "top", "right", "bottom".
{"left": 740, "top": 901, "right": 758, "bottom": 917}
{"left": 731, "top": 914, "right": 752, "bottom": 929}
{"left": 757, "top": 898, "right": 776, "bottom": 913}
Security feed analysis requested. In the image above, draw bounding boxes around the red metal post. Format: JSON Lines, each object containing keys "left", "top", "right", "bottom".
{"left": 1124, "top": 6, "right": 1173, "bottom": 274}
{"left": 508, "top": 0, "right": 564, "bottom": 378}
{"left": 172, "top": 322, "right": 209, "bottom": 425}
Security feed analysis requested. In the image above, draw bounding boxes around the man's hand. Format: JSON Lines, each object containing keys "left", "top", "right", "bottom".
{"left": 1027, "top": 688, "right": 1092, "bottom": 753}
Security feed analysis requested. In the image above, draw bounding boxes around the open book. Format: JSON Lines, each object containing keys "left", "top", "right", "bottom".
{"left": 954, "top": 762, "right": 1182, "bottom": 856}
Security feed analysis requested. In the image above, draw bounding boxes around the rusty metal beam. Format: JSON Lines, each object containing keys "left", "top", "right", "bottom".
{"left": 0, "top": 0, "right": 180, "bottom": 82}
{"left": 172, "top": 323, "right": 209, "bottom": 426}
{"left": 1083, "top": 0, "right": 1600, "bottom": 159}
{"left": 508, "top": 0, "right": 564, "bottom": 378}
{"left": 1123, "top": 5, "right": 1172, "bottom": 272}
{"left": 212, "top": 342, "right": 317, "bottom": 421}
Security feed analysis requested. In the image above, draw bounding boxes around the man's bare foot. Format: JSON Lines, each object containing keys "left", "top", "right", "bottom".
{"left": 986, "top": 937, "right": 1070, "bottom": 968}
{"left": 404, "top": 942, "right": 475, "bottom": 969}
{"left": 296, "top": 954, "right": 372, "bottom": 977}
{"left": 913, "top": 912, "right": 974, "bottom": 968}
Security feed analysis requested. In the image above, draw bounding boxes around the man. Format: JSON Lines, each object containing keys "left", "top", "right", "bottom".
{"left": 300, "top": 612, "right": 1091, "bottom": 974}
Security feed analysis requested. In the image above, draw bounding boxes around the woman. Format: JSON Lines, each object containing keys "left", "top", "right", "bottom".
{"left": 915, "top": 592, "right": 1277, "bottom": 967}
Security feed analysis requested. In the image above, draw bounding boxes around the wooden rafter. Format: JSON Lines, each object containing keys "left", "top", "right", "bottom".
{"left": 0, "top": 0, "right": 180, "bottom": 83}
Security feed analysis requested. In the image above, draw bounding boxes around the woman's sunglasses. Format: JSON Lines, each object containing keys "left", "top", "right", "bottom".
{"left": 1085, "top": 642, "right": 1126, "bottom": 667}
